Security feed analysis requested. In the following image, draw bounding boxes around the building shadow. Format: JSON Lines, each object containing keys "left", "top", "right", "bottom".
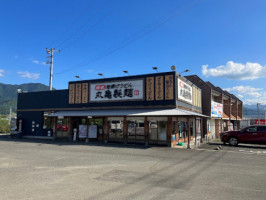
{"left": 0, "top": 134, "right": 161, "bottom": 150}
{"left": 207, "top": 141, "right": 266, "bottom": 150}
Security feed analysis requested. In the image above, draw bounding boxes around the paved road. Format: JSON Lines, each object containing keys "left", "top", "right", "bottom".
{"left": 0, "top": 136, "right": 266, "bottom": 200}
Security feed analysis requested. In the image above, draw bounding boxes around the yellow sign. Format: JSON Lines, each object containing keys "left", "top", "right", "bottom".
{"left": 69, "top": 84, "right": 75, "bottom": 104}
{"left": 75, "top": 83, "right": 82, "bottom": 104}
{"left": 165, "top": 75, "right": 174, "bottom": 100}
{"left": 155, "top": 76, "right": 164, "bottom": 100}
{"left": 82, "top": 83, "right": 88, "bottom": 103}
{"left": 146, "top": 77, "right": 154, "bottom": 101}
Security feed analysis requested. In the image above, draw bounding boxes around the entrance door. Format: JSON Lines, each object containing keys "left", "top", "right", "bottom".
{"left": 109, "top": 119, "right": 123, "bottom": 143}
{"left": 148, "top": 120, "right": 167, "bottom": 145}
{"left": 127, "top": 120, "right": 145, "bottom": 144}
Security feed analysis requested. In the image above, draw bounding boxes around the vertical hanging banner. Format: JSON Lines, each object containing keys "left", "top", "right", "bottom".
{"left": 155, "top": 76, "right": 164, "bottom": 100}
{"left": 177, "top": 78, "right": 192, "bottom": 104}
{"left": 89, "top": 79, "right": 144, "bottom": 102}
{"left": 165, "top": 75, "right": 174, "bottom": 100}
{"left": 146, "top": 77, "right": 154, "bottom": 101}
{"left": 69, "top": 84, "right": 75, "bottom": 104}
{"left": 75, "top": 83, "right": 82, "bottom": 104}
{"left": 82, "top": 83, "right": 88, "bottom": 103}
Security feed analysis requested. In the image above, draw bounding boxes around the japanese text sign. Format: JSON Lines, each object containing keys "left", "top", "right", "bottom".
{"left": 177, "top": 78, "right": 192, "bottom": 104}
{"left": 89, "top": 79, "right": 144, "bottom": 102}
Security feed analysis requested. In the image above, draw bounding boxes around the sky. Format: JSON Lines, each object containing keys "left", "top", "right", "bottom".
{"left": 1, "top": 0, "right": 266, "bottom": 105}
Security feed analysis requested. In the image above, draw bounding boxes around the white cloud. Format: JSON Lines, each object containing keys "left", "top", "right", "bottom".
{"left": 18, "top": 71, "right": 40, "bottom": 80}
{"left": 202, "top": 61, "right": 266, "bottom": 80}
{"left": 225, "top": 85, "right": 266, "bottom": 105}
{"left": 244, "top": 98, "right": 266, "bottom": 105}
{"left": 31, "top": 59, "right": 46, "bottom": 65}
{"left": 225, "top": 85, "right": 262, "bottom": 93}
{"left": 0, "top": 69, "right": 4, "bottom": 77}
{"left": 225, "top": 86, "right": 263, "bottom": 98}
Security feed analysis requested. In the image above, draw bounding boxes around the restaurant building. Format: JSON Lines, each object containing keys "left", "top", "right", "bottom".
{"left": 17, "top": 71, "right": 206, "bottom": 148}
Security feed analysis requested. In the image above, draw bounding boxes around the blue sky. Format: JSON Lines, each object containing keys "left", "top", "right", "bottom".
{"left": 1, "top": 0, "right": 266, "bottom": 105}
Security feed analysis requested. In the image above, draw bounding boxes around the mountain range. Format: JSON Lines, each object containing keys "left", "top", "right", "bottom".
{"left": 0, "top": 83, "right": 51, "bottom": 115}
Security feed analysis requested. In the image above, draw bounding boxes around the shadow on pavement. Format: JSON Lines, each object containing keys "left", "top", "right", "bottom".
{"left": 0, "top": 134, "right": 164, "bottom": 150}
{"left": 206, "top": 141, "right": 266, "bottom": 150}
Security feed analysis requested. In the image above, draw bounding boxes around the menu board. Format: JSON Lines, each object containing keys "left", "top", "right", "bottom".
{"left": 88, "top": 125, "right": 97, "bottom": 138}
{"left": 79, "top": 125, "right": 87, "bottom": 138}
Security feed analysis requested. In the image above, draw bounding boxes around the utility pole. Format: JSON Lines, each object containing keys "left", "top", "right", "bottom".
{"left": 264, "top": 108, "right": 266, "bottom": 125}
{"left": 9, "top": 106, "right": 12, "bottom": 125}
{"left": 257, "top": 102, "right": 260, "bottom": 125}
{"left": 46, "top": 48, "right": 60, "bottom": 91}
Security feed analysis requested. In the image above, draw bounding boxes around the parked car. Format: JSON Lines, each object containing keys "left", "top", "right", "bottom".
{"left": 220, "top": 125, "right": 266, "bottom": 146}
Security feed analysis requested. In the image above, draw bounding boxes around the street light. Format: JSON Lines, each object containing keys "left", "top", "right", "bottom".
{"left": 180, "top": 69, "right": 190, "bottom": 74}
{"left": 75, "top": 75, "right": 81, "bottom": 80}
{"left": 98, "top": 73, "right": 105, "bottom": 78}
{"left": 152, "top": 67, "right": 158, "bottom": 72}
{"left": 123, "top": 70, "right": 130, "bottom": 76}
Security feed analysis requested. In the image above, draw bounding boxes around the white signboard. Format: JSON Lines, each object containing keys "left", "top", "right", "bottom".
{"left": 211, "top": 101, "right": 223, "bottom": 118}
{"left": 178, "top": 79, "right": 192, "bottom": 104}
{"left": 79, "top": 125, "right": 87, "bottom": 138}
{"left": 88, "top": 125, "right": 97, "bottom": 138}
{"left": 90, "top": 79, "right": 144, "bottom": 102}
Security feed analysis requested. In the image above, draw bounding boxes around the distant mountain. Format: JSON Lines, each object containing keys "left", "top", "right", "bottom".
{"left": 0, "top": 83, "right": 51, "bottom": 115}
{"left": 243, "top": 105, "right": 266, "bottom": 118}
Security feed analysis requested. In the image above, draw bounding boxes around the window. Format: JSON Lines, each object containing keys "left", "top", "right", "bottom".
{"left": 127, "top": 120, "right": 145, "bottom": 142}
{"left": 109, "top": 120, "right": 123, "bottom": 139}
{"left": 257, "top": 126, "right": 266, "bottom": 132}
{"left": 247, "top": 127, "right": 257, "bottom": 132}
{"left": 43, "top": 117, "right": 52, "bottom": 129}
{"left": 57, "top": 118, "right": 68, "bottom": 132}
{"left": 149, "top": 120, "right": 167, "bottom": 141}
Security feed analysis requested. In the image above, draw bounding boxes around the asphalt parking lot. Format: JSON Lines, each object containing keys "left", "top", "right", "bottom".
{"left": 0, "top": 135, "right": 266, "bottom": 200}
{"left": 198, "top": 139, "right": 266, "bottom": 155}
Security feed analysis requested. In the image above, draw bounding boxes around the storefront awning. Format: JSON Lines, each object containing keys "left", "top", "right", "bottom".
{"left": 230, "top": 114, "right": 236, "bottom": 120}
{"left": 223, "top": 113, "right": 229, "bottom": 120}
{"left": 48, "top": 108, "right": 208, "bottom": 118}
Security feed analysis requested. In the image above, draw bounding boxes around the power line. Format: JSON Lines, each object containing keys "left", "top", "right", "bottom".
{"left": 55, "top": 0, "right": 111, "bottom": 49}
{"left": 55, "top": 0, "right": 204, "bottom": 75}
{"left": 49, "top": 0, "right": 97, "bottom": 47}
{"left": 60, "top": 0, "right": 125, "bottom": 51}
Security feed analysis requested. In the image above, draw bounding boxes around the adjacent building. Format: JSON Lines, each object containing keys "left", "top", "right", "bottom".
{"left": 185, "top": 75, "right": 243, "bottom": 141}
